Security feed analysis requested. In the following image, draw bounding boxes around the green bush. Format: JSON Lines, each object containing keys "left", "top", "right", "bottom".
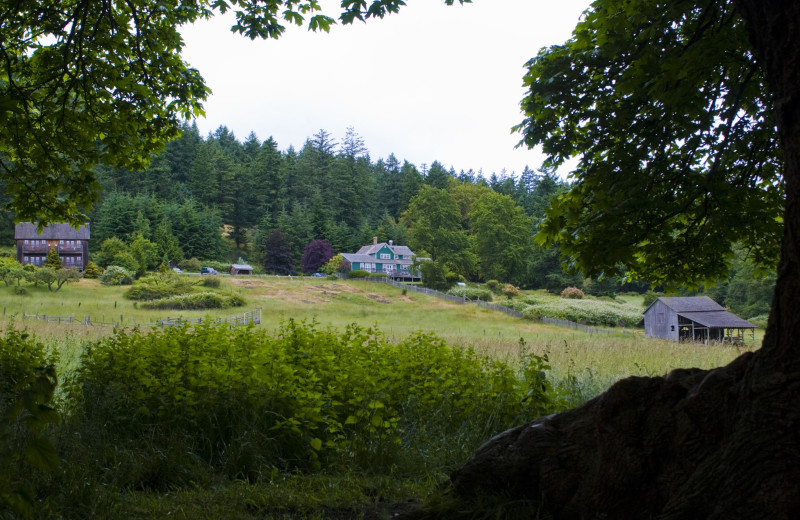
{"left": 0, "top": 329, "right": 59, "bottom": 519}
{"left": 99, "top": 265, "right": 134, "bottom": 286}
{"left": 199, "top": 276, "right": 222, "bottom": 288}
{"left": 178, "top": 257, "right": 202, "bottom": 273}
{"left": 348, "top": 269, "right": 371, "bottom": 279}
{"left": 82, "top": 261, "right": 101, "bottom": 279}
{"left": 123, "top": 272, "right": 195, "bottom": 301}
{"left": 65, "top": 322, "right": 557, "bottom": 487}
{"left": 485, "top": 280, "right": 501, "bottom": 294}
{"left": 137, "top": 292, "right": 245, "bottom": 310}
{"left": 448, "top": 286, "right": 493, "bottom": 302}
{"left": 748, "top": 314, "right": 769, "bottom": 328}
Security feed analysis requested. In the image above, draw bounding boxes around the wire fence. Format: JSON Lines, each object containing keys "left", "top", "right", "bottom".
{"left": 353, "top": 277, "right": 612, "bottom": 333}
{"left": 19, "top": 308, "right": 262, "bottom": 329}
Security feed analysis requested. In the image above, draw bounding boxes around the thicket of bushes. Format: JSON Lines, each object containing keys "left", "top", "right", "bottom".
{"left": 1, "top": 322, "right": 560, "bottom": 518}
{"left": 521, "top": 298, "right": 642, "bottom": 327}
{"left": 447, "top": 286, "right": 493, "bottom": 301}
{"left": 137, "top": 291, "right": 245, "bottom": 310}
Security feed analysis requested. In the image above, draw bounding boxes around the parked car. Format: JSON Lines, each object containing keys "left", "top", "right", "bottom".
{"left": 201, "top": 267, "right": 217, "bottom": 275}
{"left": 311, "top": 272, "right": 325, "bottom": 278}
{"left": 172, "top": 267, "right": 183, "bottom": 273}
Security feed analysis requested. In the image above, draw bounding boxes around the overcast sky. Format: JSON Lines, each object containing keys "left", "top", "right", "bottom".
{"left": 179, "top": 0, "right": 590, "bottom": 178}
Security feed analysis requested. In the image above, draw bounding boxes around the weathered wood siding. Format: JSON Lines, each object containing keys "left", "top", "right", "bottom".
{"left": 643, "top": 300, "right": 680, "bottom": 341}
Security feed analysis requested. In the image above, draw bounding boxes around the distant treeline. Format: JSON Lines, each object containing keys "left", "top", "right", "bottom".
{"left": 0, "top": 122, "right": 774, "bottom": 318}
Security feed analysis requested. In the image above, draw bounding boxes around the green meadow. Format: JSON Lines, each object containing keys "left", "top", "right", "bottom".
{"left": 0, "top": 275, "right": 757, "bottom": 398}
{"left": 0, "top": 275, "right": 759, "bottom": 519}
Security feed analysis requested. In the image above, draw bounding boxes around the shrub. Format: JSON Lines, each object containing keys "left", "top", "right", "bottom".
{"left": 67, "top": 321, "right": 557, "bottom": 484}
{"left": 348, "top": 269, "right": 371, "bottom": 279}
{"left": 485, "top": 280, "right": 501, "bottom": 294}
{"left": 178, "top": 257, "right": 202, "bottom": 273}
{"left": 0, "top": 329, "right": 59, "bottom": 519}
{"left": 111, "top": 251, "right": 139, "bottom": 273}
{"left": 502, "top": 284, "right": 521, "bottom": 299}
{"left": 748, "top": 314, "right": 769, "bottom": 328}
{"left": 199, "top": 276, "right": 222, "bottom": 288}
{"left": 560, "top": 287, "right": 585, "bottom": 299}
{"left": 82, "top": 261, "right": 101, "bottom": 279}
{"left": 321, "top": 254, "right": 344, "bottom": 276}
{"left": 420, "top": 261, "right": 454, "bottom": 291}
{"left": 448, "top": 286, "right": 493, "bottom": 302}
{"left": 123, "top": 272, "right": 195, "bottom": 301}
{"left": 99, "top": 265, "right": 134, "bottom": 286}
{"left": 137, "top": 292, "right": 245, "bottom": 310}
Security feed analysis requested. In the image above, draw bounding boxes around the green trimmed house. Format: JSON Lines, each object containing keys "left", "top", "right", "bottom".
{"left": 342, "top": 238, "right": 420, "bottom": 281}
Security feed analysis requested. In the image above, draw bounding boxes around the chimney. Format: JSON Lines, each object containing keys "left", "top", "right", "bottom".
{"left": 373, "top": 236, "right": 378, "bottom": 245}
{"left": 389, "top": 240, "right": 393, "bottom": 246}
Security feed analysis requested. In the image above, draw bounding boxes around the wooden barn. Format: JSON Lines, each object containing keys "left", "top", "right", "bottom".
{"left": 15, "top": 222, "right": 90, "bottom": 270}
{"left": 643, "top": 296, "right": 755, "bottom": 343}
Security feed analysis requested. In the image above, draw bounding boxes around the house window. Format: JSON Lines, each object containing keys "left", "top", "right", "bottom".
{"left": 380, "top": 253, "right": 390, "bottom": 259}
{"left": 24, "top": 240, "right": 28, "bottom": 246}
{"left": 77, "top": 240, "right": 81, "bottom": 246}
{"left": 384, "top": 264, "right": 395, "bottom": 271}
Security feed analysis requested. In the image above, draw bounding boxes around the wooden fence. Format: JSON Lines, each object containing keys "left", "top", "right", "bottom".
{"left": 19, "top": 308, "right": 262, "bottom": 329}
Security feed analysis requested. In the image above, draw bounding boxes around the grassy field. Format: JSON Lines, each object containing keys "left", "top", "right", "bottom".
{"left": 0, "top": 275, "right": 759, "bottom": 389}
{"left": 0, "top": 275, "right": 763, "bottom": 519}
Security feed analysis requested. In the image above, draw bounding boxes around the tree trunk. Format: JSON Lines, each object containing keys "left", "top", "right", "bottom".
{"left": 425, "top": 1, "right": 800, "bottom": 518}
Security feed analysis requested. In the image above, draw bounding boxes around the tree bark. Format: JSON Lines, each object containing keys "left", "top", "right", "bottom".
{"left": 426, "top": 1, "right": 800, "bottom": 518}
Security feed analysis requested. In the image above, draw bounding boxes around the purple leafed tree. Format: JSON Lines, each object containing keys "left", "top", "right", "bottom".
{"left": 301, "top": 239, "right": 334, "bottom": 274}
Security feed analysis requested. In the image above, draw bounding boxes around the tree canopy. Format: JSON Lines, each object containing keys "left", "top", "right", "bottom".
{"left": 0, "top": 0, "right": 470, "bottom": 226}
{"left": 519, "top": 0, "right": 784, "bottom": 288}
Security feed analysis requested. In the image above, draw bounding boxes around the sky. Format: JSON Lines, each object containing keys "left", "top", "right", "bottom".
{"left": 179, "top": 0, "right": 591, "bottom": 178}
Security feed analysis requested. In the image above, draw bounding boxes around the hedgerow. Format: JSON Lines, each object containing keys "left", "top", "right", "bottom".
{"left": 63, "top": 321, "right": 556, "bottom": 488}
{"left": 137, "top": 291, "right": 245, "bottom": 310}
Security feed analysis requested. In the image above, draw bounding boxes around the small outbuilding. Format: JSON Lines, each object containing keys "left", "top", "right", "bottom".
{"left": 230, "top": 264, "right": 253, "bottom": 275}
{"left": 643, "top": 296, "right": 756, "bottom": 343}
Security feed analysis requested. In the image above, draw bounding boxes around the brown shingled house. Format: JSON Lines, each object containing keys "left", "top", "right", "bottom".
{"left": 15, "top": 222, "right": 90, "bottom": 270}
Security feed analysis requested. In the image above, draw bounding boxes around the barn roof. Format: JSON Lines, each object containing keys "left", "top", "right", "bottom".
{"left": 679, "top": 311, "right": 755, "bottom": 329}
{"left": 648, "top": 296, "right": 755, "bottom": 329}
{"left": 658, "top": 296, "right": 724, "bottom": 312}
{"left": 15, "top": 222, "right": 90, "bottom": 240}
{"left": 231, "top": 264, "right": 253, "bottom": 270}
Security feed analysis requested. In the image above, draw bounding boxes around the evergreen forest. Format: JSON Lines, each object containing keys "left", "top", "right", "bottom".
{"left": 0, "top": 122, "right": 773, "bottom": 319}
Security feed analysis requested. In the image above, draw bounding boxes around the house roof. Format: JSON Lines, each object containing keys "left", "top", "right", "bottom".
{"left": 15, "top": 222, "right": 90, "bottom": 240}
{"left": 231, "top": 264, "right": 253, "bottom": 270}
{"left": 341, "top": 253, "right": 413, "bottom": 267}
{"left": 650, "top": 296, "right": 754, "bottom": 329}
{"left": 355, "top": 242, "right": 415, "bottom": 257}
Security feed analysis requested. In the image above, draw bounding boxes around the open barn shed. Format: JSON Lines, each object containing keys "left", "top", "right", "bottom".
{"left": 643, "top": 296, "right": 755, "bottom": 343}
